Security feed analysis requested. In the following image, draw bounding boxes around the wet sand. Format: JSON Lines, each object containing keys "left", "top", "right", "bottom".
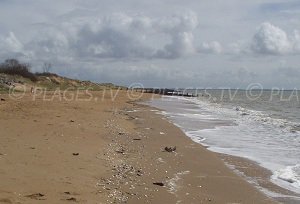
{"left": 0, "top": 90, "right": 277, "bottom": 203}
{"left": 220, "top": 154, "right": 300, "bottom": 204}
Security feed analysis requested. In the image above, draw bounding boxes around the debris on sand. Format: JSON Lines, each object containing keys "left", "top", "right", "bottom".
{"left": 164, "top": 146, "right": 176, "bottom": 152}
{"left": 72, "top": 153, "right": 79, "bottom": 156}
{"left": 66, "top": 197, "right": 77, "bottom": 202}
{"left": 0, "top": 98, "right": 5, "bottom": 101}
{"left": 115, "top": 146, "right": 126, "bottom": 154}
{"left": 25, "top": 193, "right": 45, "bottom": 200}
{"left": 153, "top": 182, "right": 164, "bottom": 187}
{"left": 70, "top": 120, "right": 75, "bottom": 123}
{"left": 125, "top": 116, "right": 136, "bottom": 120}
{"left": 115, "top": 149, "right": 125, "bottom": 154}
{"left": 136, "top": 169, "right": 143, "bottom": 176}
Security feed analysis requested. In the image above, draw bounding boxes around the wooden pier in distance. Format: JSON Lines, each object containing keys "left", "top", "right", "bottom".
{"left": 130, "top": 88, "right": 198, "bottom": 97}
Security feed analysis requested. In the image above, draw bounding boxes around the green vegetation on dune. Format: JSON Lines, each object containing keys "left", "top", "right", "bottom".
{"left": 0, "top": 59, "right": 125, "bottom": 92}
{"left": 0, "top": 84, "right": 8, "bottom": 92}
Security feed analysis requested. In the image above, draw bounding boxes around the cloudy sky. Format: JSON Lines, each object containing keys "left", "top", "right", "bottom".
{"left": 1, "top": 0, "right": 300, "bottom": 88}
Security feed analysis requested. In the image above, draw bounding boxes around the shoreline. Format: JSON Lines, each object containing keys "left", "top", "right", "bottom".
{"left": 140, "top": 97, "right": 299, "bottom": 203}
{"left": 0, "top": 91, "right": 277, "bottom": 203}
{"left": 146, "top": 95, "right": 300, "bottom": 203}
{"left": 123, "top": 98, "right": 276, "bottom": 203}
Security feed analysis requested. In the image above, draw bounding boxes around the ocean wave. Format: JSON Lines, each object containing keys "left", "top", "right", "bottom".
{"left": 273, "top": 164, "right": 300, "bottom": 191}
{"left": 234, "top": 106, "right": 300, "bottom": 133}
{"left": 185, "top": 97, "right": 300, "bottom": 134}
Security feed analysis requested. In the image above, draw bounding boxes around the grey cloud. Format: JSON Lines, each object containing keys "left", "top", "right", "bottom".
{"left": 1, "top": 0, "right": 300, "bottom": 89}
{"left": 154, "top": 11, "right": 198, "bottom": 58}
{"left": 24, "top": 26, "right": 72, "bottom": 64}
{"left": 293, "top": 30, "right": 300, "bottom": 51}
{"left": 267, "top": 66, "right": 300, "bottom": 88}
{"left": 155, "top": 32, "right": 195, "bottom": 59}
{"left": 205, "top": 67, "right": 258, "bottom": 88}
{"left": 236, "top": 67, "right": 258, "bottom": 82}
{"left": 226, "top": 22, "right": 300, "bottom": 56}
{"left": 0, "top": 32, "right": 23, "bottom": 53}
{"left": 9, "top": 12, "right": 203, "bottom": 61}
{"left": 277, "top": 67, "right": 300, "bottom": 78}
{"left": 156, "top": 11, "right": 198, "bottom": 33}
{"left": 250, "top": 22, "right": 300, "bottom": 55}
{"left": 198, "top": 41, "right": 223, "bottom": 54}
{"left": 76, "top": 26, "right": 153, "bottom": 59}
{"left": 0, "top": 32, "right": 28, "bottom": 60}
{"left": 260, "top": 1, "right": 300, "bottom": 13}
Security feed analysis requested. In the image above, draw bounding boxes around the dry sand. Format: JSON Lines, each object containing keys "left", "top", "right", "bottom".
{"left": 0, "top": 90, "right": 278, "bottom": 203}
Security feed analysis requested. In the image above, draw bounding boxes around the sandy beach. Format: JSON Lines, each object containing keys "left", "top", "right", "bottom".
{"left": 1, "top": 0, "right": 300, "bottom": 203}
{"left": 0, "top": 90, "right": 277, "bottom": 203}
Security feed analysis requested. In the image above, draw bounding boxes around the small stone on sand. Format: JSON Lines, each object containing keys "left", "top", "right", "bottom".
{"left": 164, "top": 146, "right": 176, "bottom": 152}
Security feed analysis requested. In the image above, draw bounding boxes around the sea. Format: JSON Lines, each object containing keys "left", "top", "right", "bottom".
{"left": 147, "top": 89, "right": 300, "bottom": 199}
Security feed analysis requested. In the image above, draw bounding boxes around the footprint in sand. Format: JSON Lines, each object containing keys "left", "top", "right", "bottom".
{"left": 62, "top": 192, "right": 78, "bottom": 202}
{"left": 25, "top": 193, "right": 46, "bottom": 200}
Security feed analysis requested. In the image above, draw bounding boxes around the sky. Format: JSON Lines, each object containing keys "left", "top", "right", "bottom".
{"left": 0, "top": 0, "right": 300, "bottom": 88}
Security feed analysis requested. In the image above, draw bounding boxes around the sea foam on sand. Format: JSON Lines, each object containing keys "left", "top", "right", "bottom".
{"left": 273, "top": 165, "right": 300, "bottom": 189}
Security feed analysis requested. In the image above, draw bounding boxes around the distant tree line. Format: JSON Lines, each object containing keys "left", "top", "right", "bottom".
{"left": 0, "top": 59, "right": 55, "bottom": 81}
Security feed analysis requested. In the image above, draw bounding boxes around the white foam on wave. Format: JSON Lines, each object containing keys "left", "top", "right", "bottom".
{"left": 235, "top": 106, "right": 300, "bottom": 134}
{"left": 185, "top": 130, "right": 206, "bottom": 143}
{"left": 189, "top": 98, "right": 300, "bottom": 134}
{"left": 175, "top": 113, "right": 219, "bottom": 120}
{"left": 272, "top": 165, "right": 300, "bottom": 192}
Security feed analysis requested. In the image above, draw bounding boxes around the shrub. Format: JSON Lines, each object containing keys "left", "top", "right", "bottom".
{"left": 0, "top": 59, "right": 37, "bottom": 82}
{"left": 35, "top": 72, "right": 58, "bottom": 77}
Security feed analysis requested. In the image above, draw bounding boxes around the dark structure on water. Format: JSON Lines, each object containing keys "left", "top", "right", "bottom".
{"left": 132, "top": 88, "right": 198, "bottom": 97}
